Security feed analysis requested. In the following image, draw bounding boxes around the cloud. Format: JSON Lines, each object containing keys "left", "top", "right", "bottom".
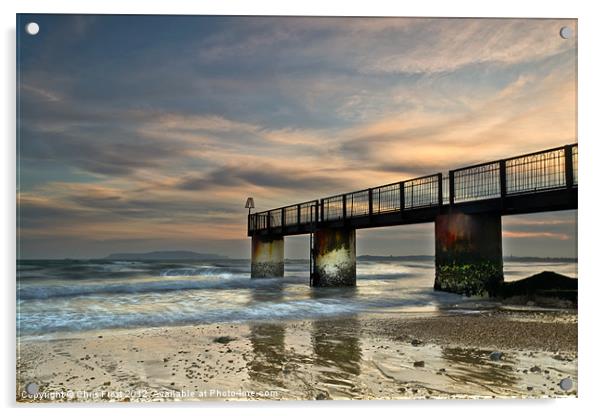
{"left": 18, "top": 189, "right": 246, "bottom": 243}
{"left": 21, "top": 128, "right": 190, "bottom": 176}
{"left": 192, "top": 18, "right": 576, "bottom": 76}
{"left": 175, "top": 163, "right": 348, "bottom": 192}
{"left": 18, "top": 194, "right": 90, "bottom": 229}
{"left": 503, "top": 218, "right": 575, "bottom": 227}
{"left": 17, "top": 15, "right": 578, "bottom": 258}
{"left": 333, "top": 54, "right": 576, "bottom": 178}
{"left": 361, "top": 19, "right": 576, "bottom": 75}
{"left": 503, "top": 231, "right": 570, "bottom": 240}
{"left": 21, "top": 84, "right": 62, "bottom": 102}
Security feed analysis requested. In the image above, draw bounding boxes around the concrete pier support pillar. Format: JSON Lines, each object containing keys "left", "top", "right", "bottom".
{"left": 251, "top": 235, "right": 284, "bottom": 278}
{"left": 313, "top": 228, "right": 356, "bottom": 287}
{"left": 435, "top": 212, "right": 503, "bottom": 296}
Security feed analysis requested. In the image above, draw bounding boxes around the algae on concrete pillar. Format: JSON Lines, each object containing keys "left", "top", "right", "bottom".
{"left": 313, "top": 228, "right": 356, "bottom": 287}
{"left": 435, "top": 212, "right": 503, "bottom": 296}
{"left": 251, "top": 235, "right": 284, "bottom": 278}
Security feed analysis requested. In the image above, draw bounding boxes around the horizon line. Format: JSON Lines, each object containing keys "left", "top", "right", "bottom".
{"left": 17, "top": 254, "right": 579, "bottom": 261}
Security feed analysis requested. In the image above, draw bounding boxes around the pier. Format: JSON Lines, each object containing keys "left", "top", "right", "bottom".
{"left": 247, "top": 144, "right": 578, "bottom": 295}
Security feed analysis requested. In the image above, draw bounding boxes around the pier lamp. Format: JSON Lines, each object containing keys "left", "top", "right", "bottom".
{"left": 245, "top": 197, "right": 255, "bottom": 216}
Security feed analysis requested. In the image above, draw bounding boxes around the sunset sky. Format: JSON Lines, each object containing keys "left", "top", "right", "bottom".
{"left": 17, "top": 15, "right": 577, "bottom": 259}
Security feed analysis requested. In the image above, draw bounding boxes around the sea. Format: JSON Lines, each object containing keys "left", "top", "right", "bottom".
{"left": 16, "top": 258, "right": 577, "bottom": 337}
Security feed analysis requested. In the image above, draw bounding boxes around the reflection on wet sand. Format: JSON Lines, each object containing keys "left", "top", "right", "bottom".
{"left": 441, "top": 347, "right": 519, "bottom": 392}
{"left": 247, "top": 322, "right": 287, "bottom": 387}
{"left": 236, "top": 284, "right": 575, "bottom": 400}
{"left": 243, "top": 284, "right": 368, "bottom": 398}
{"left": 246, "top": 286, "right": 287, "bottom": 387}
{"left": 311, "top": 317, "right": 362, "bottom": 398}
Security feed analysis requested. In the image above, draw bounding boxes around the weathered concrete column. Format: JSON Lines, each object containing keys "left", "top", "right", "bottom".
{"left": 313, "top": 228, "right": 356, "bottom": 287}
{"left": 251, "top": 235, "right": 284, "bottom": 278}
{"left": 435, "top": 212, "right": 503, "bottom": 296}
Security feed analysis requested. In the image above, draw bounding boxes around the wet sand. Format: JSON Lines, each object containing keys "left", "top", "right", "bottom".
{"left": 16, "top": 309, "right": 577, "bottom": 402}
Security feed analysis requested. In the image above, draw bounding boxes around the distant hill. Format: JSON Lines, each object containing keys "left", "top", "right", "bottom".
{"left": 104, "top": 251, "right": 228, "bottom": 260}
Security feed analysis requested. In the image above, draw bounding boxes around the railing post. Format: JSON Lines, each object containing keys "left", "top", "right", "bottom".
{"left": 449, "top": 170, "right": 455, "bottom": 205}
{"left": 320, "top": 199, "right": 325, "bottom": 222}
{"left": 281, "top": 207, "right": 285, "bottom": 228}
{"left": 297, "top": 204, "right": 301, "bottom": 225}
{"left": 399, "top": 182, "right": 405, "bottom": 213}
{"left": 500, "top": 160, "right": 507, "bottom": 199}
{"left": 368, "top": 189, "right": 373, "bottom": 216}
{"left": 564, "top": 144, "right": 574, "bottom": 188}
{"left": 437, "top": 173, "right": 443, "bottom": 207}
{"left": 315, "top": 202, "right": 319, "bottom": 226}
{"left": 267, "top": 211, "right": 271, "bottom": 231}
{"left": 342, "top": 194, "right": 347, "bottom": 220}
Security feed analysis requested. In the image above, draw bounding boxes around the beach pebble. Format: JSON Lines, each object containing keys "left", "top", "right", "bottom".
{"left": 559, "top": 378, "right": 573, "bottom": 391}
{"left": 530, "top": 366, "right": 542, "bottom": 373}
{"left": 489, "top": 351, "right": 503, "bottom": 361}
{"left": 411, "top": 339, "right": 423, "bottom": 346}
{"left": 413, "top": 361, "right": 425, "bottom": 367}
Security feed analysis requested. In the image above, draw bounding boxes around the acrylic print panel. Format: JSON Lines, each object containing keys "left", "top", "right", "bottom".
{"left": 16, "top": 15, "right": 578, "bottom": 402}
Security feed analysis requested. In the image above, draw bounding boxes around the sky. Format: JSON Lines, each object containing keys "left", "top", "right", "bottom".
{"left": 17, "top": 15, "right": 577, "bottom": 259}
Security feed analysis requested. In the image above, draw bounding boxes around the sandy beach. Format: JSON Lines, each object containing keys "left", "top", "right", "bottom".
{"left": 17, "top": 308, "right": 577, "bottom": 402}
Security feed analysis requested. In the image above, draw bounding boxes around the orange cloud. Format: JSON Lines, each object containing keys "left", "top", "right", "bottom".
{"left": 503, "top": 231, "right": 570, "bottom": 240}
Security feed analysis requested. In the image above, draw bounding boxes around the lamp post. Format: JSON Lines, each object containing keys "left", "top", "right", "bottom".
{"left": 245, "top": 197, "right": 255, "bottom": 216}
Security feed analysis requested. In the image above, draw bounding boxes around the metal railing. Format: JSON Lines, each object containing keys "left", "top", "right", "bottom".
{"left": 248, "top": 200, "right": 319, "bottom": 232}
{"left": 249, "top": 143, "right": 577, "bottom": 232}
{"left": 404, "top": 174, "right": 441, "bottom": 209}
{"left": 322, "top": 195, "right": 344, "bottom": 221}
{"left": 452, "top": 161, "right": 500, "bottom": 203}
{"left": 347, "top": 189, "right": 370, "bottom": 217}
{"left": 505, "top": 147, "right": 566, "bottom": 195}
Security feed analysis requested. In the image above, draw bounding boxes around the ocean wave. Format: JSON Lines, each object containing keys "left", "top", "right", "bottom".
{"left": 17, "top": 276, "right": 294, "bottom": 300}
{"left": 17, "top": 260, "right": 249, "bottom": 281}
{"left": 159, "top": 267, "right": 236, "bottom": 278}
{"left": 17, "top": 292, "right": 452, "bottom": 335}
{"left": 16, "top": 258, "right": 577, "bottom": 338}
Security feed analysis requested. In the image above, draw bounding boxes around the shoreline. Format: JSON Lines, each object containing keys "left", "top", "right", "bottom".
{"left": 17, "top": 308, "right": 577, "bottom": 402}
